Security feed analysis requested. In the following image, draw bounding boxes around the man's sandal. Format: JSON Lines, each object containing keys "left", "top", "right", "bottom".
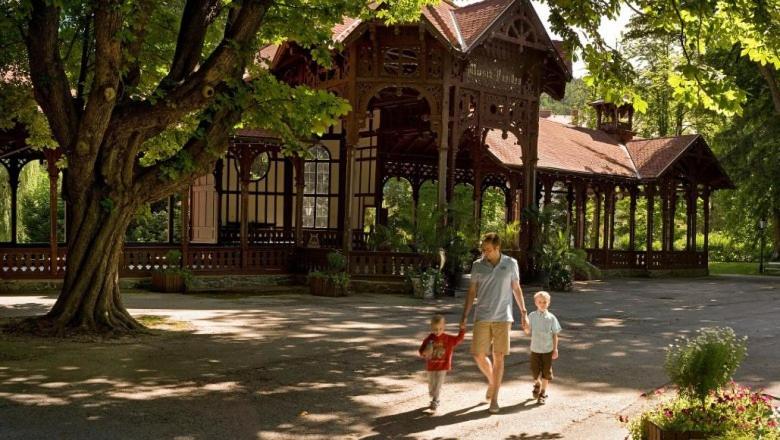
{"left": 532, "top": 383, "right": 540, "bottom": 399}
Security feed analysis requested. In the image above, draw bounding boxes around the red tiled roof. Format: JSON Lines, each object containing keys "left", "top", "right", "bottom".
{"left": 422, "top": 1, "right": 460, "bottom": 47}
{"left": 486, "top": 119, "right": 638, "bottom": 178}
{"left": 258, "top": 44, "right": 280, "bottom": 66}
{"left": 332, "top": 16, "right": 363, "bottom": 43}
{"left": 453, "top": 0, "right": 514, "bottom": 48}
{"left": 625, "top": 135, "right": 699, "bottom": 178}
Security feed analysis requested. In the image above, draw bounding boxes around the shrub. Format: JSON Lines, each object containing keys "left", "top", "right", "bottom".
{"left": 626, "top": 383, "right": 779, "bottom": 439}
{"left": 664, "top": 327, "right": 748, "bottom": 403}
{"left": 326, "top": 251, "right": 347, "bottom": 273}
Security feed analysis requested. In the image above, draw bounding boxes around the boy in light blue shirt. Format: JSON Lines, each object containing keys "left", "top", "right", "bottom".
{"left": 522, "top": 291, "right": 561, "bottom": 405}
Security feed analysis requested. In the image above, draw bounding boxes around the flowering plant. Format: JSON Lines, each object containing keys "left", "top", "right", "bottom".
{"left": 665, "top": 327, "right": 748, "bottom": 403}
{"left": 626, "top": 383, "right": 779, "bottom": 439}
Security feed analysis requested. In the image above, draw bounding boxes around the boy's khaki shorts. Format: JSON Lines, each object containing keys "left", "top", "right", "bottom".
{"left": 471, "top": 321, "right": 511, "bottom": 355}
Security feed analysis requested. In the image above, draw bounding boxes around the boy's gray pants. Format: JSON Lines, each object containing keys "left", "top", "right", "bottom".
{"left": 427, "top": 370, "right": 447, "bottom": 402}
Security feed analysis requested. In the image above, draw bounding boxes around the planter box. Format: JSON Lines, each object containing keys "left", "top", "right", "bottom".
{"left": 644, "top": 420, "right": 706, "bottom": 440}
{"left": 410, "top": 276, "right": 434, "bottom": 299}
{"left": 151, "top": 272, "right": 185, "bottom": 293}
{"left": 309, "top": 276, "right": 348, "bottom": 297}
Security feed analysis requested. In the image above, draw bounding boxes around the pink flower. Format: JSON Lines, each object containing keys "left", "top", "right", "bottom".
{"left": 664, "top": 409, "right": 674, "bottom": 418}
{"left": 768, "top": 420, "right": 777, "bottom": 428}
{"left": 737, "top": 405, "right": 746, "bottom": 413}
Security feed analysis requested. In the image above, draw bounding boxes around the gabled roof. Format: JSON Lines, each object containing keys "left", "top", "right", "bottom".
{"left": 625, "top": 135, "right": 699, "bottom": 179}
{"left": 485, "top": 119, "right": 637, "bottom": 178}
{"left": 262, "top": 0, "right": 571, "bottom": 79}
{"left": 484, "top": 119, "right": 732, "bottom": 188}
{"left": 453, "top": 0, "right": 515, "bottom": 48}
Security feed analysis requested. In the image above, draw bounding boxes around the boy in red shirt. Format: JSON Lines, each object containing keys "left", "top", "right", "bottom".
{"left": 418, "top": 314, "right": 465, "bottom": 411}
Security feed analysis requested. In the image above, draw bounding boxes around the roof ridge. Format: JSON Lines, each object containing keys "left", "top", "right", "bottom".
{"left": 628, "top": 133, "right": 699, "bottom": 143}
{"left": 449, "top": 8, "right": 465, "bottom": 48}
{"left": 454, "top": 0, "right": 512, "bottom": 12}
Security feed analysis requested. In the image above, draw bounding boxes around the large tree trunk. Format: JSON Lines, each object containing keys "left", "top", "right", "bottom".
{"left": 43, "top": 193, "right": 141, "bottom": 333}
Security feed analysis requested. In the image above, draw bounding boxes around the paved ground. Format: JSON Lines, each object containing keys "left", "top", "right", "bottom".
{"left": 0, "top": 275, "right": 778, "bottom": 440}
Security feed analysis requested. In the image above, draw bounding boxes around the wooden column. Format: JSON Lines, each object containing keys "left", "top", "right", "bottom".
{"left": 180, "top": 188, "right": 190, "bottom": 268}
{"left": 342, "top": 139, "right": 357, "bottom": 252}
{"left": 505, "top": 186, "right": 513, "bottom": 223}
{"left": 628, "top": 187, "right": 637, "bottom": 250}
{"left": 239, "top": 173, "right": 249, "bottom": 269}
{"left": 472, "top": 144, "right": 483, "bottom": 230}
{"left": 602, "top": 186, "right": 612, "bottom": 251}
{"left": 609, "top": 188, "right": 617, "bottom": 249}
{"left": 9, "top": 164, "right": 19, "bottom": 244}
{"left": 566, "top": 184, "right": 574, "bottom": 234}
{"left": 342, "top": 42, "right": 358, "bottom": 253}
{"left": 660, "top": 183, "right": 669, "bottom": 252}
{"left": 282, "top": 157, "right": 293, "bottom": 236}
{"left": 44, "top": 150, "right": 60, "bottom": 275}
{"left": 646, "top": 185, "right": 655, "bottom": 254}
{"left": 167, "top": 195, "right": 175, "bottom": 244}
{"left": 293, "top": 156, "right": 305, "bottom": 246}
{"left": 521, "top": 112, "right": 540, "bottom": 263}
{"left": 574, "top": 184, "right": 586, "bottom": 248}
{"left": 685, "top": 184, "right": 695, "bottom": 251}
{"left": 592, "top": 190, "right": 602, "bottom": 249}
{"left": 214, "top": 160, "right": 223, "bottom": 244}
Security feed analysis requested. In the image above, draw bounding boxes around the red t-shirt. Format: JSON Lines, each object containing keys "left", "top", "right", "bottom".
{"left": 418, "top": 330, "right": 465, "bottom": 371}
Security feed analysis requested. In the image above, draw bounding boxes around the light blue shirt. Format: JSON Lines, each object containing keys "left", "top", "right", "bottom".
{"left": 528, "top": 310, "right": 562, "bottom": 354}
{"left": 470, "top": 254, "right": 520, "bottom": 322}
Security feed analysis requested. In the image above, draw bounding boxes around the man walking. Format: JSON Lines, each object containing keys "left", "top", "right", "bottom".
{"left": 460, "top": 232, "right": 527, "bottom": 414}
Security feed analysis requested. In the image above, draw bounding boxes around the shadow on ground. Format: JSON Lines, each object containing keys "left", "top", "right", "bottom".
{"left": 0, "top": 275, "right": 778, "bottom": 439}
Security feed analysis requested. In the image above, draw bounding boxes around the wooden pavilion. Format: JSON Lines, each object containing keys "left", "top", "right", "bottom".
{"left": 0, "top": 0, "right": 732, "bottom": 281}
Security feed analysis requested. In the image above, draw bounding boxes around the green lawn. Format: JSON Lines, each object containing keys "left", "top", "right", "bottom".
{"left": 709, "top": 261, "right": 778, "bottom": 275}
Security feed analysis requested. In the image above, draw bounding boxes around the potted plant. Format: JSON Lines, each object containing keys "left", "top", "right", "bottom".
{"left": 625, "top": 327, "right": 779, "bottom": 439}
{"left": 308, "top": 251, "right": 350, "bottom": 297}
{"left": 536, "top": 229, "right": 598, "bottom": 291}
{"left": 151, "top": 250, "right": 191, "bottom": 293}
{"left": 528, "top": 206, "right": 599, "bottom": 291}
{"left": 406, "top": 266, "right": 444, "bottom": 299}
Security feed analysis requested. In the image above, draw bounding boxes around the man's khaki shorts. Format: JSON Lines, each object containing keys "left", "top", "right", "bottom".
{"left": 471, "top": 321, "right": 511, "bottom": 355}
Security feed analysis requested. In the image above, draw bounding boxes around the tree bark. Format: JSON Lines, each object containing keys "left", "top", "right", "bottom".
{"left": 43, "top": 192, "right": 141, "bottom": 333}
{"left": 758, "top": 64, "right": 780, "bottom": 116}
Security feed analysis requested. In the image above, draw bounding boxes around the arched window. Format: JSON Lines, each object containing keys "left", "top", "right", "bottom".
{"left": 302, "top": 145, "right": 330, "bottom": 228}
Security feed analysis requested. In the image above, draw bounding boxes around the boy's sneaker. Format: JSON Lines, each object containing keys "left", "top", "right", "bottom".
{"left": 429, "top": 400, "right": 439, "bottom": 412}
{"left": 532, "top": 383, "right": 540, "bottom": 399}
{"left": 488, "top": 400, "right": 500, "bottom": 414}
{"left": 537, "top": 393, "right": 548, "bottom": 405}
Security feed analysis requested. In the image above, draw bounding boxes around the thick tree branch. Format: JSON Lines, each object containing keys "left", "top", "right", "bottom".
{"left": 115, "top": 0, "right": 271, "bottom": 134}
{"left": 758, "top": 63, "right": 780, "bottom": 116}
{"left": 132, "top": 95, "right": 242, "bottom": 202}
{"left": 25, "top": 0, "right": 78, "bottom": 148}
{"left": 75, "top": 12, "right": 93, "bottom": 111}
{"left": 122, "top": 0, "right": 157, "bottom": 90}
{"left": 166, "top": 0, "right": 222, "bottom": 83}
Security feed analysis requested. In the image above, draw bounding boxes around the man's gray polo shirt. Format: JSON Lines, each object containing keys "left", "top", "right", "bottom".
{"left": 470, "top": 254, "right": 519, "bottom": 322}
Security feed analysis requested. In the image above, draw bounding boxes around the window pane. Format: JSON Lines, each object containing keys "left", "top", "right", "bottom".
{"left": 315, "top": 197, "right": 329, "bottom": 228}
{"left": 302, "top": 197, "right": 315, "bottom": 228}
{"left": 304, "top": 163, "right": 315, "bottom": 195}
{"left": 316, "top": 163, "right": 329, "bottom": 194}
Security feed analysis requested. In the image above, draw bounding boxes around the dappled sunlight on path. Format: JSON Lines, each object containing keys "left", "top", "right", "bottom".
{"left": 0, "top": 275, "right": 778, "bottom": 439}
